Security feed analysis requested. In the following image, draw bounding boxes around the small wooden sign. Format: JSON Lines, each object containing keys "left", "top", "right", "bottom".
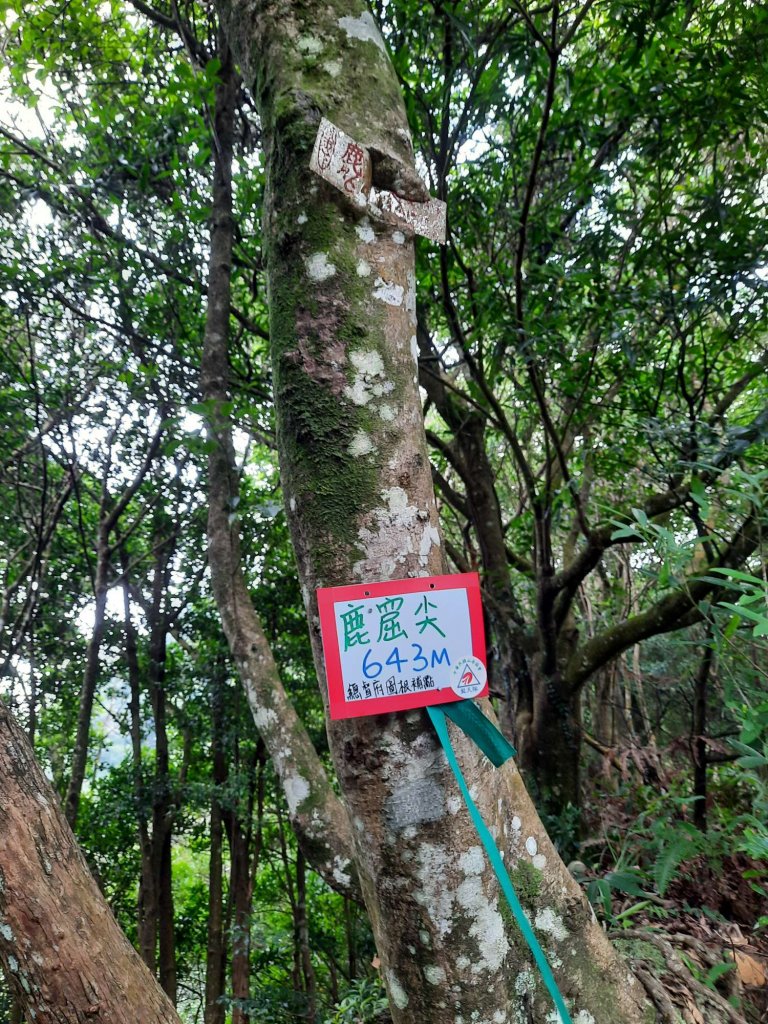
{"left": 317, "top": 573, "right": 487, "bottom": 720}
{"left": 309, "top": 117, "right": 447, "bottom": 243}
{"left": 309, "top": 119, "right": 372, "bottom": 204}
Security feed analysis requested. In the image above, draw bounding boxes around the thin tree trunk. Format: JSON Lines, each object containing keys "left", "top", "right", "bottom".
{"left": 156, "top": 826, "right": 176, "bottom": 1003}
{"left": 121, "top": 568, "right": 158, "bottom": 972}
{"left": 215, "top": 2, "right": 654, "bottom": 1020}
{"left": 65, "top": 428, "right": 161, "bottom": 830}
{"left": 518, "top": 671, "right": 583, "bottom": 813}
{"left": 64, "top": 526, "right": 109, "bottom": 828}
{"left": 296, "top": 849, "right": 317, "bottom": 1022}
{"left": 692, "top": 634, "right": 714, "bottom": 831}
{"left": 228, "top": 806, "right": 252, "bottom": 1024}
{"left": 0, "top": 699, "right": 182, "bottom": 1024}
{"left": 344, "top": 899, "right": 357, "bottom": 982}
{"left": 204, "top": 664, "right": 227, "bottom": 1024}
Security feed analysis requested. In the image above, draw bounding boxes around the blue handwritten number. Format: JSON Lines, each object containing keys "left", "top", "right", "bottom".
{"left": 362, "top": 649, "right": 383, "bottom": 679}
{"left": 411, "top": 643, "right": 428, "bottom": 672}
{"left": 431, "top": 648, "right": 451, "bottom": 668}
{"left": 386, "top": 647, "right": 408, "bottom": 673}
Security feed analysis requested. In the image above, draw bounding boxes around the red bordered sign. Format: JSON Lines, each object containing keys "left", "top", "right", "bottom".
{"left": 317, "top": 573, "right": 487, "bottom": 720}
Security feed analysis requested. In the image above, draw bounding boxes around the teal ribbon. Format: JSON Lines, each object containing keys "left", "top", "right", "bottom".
{"left": 428, "top": 702, "right": 573, "bottom": 1024}
{"left": 441, "top": 699, "right": 516, "bottom": 767}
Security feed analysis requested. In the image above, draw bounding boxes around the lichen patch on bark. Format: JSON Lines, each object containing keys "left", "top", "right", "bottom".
{"left": 337, "top": 11, "right": 387, "bottom": 53}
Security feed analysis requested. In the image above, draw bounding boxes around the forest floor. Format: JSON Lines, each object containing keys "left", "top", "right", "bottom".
{"left": 581, "top": 759, "right": 768, "bottom": 1024}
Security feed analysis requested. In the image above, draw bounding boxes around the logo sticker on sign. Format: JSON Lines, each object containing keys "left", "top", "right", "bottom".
{"left": 317, "top": 573, "right": 487, "bottom": 720}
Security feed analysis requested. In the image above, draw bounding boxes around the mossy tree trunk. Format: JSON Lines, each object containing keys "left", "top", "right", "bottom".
{"left": 200, "top": 30, "right": 359, "bottom": 900}
{"left": 215, "top": 1, "right": 653, "bottom": 1021}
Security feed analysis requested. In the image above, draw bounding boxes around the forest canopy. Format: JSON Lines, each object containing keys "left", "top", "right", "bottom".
{"left": 0, "top": 0, "right": 766, "bottom": 1022}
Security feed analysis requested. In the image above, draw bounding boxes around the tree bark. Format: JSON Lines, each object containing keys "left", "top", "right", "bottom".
{"left": 215, "top": 2, "right": 653, "bottom": 1021}
{"left": 0, "top": 699, "right": 182, "bottom": 1024}
{"left": 517, "top": 669, "right": 583, "bottom": 814}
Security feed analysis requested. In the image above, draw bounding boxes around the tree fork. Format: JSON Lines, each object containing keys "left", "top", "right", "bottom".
{"left": 215, "top": 1, "right": 653, "bottom": 1020}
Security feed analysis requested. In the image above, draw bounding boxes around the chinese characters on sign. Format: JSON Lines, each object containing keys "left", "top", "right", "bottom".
{"left": 309, "top": 119, "right": 371, "bottom": 202}
{"left": 309, "top": 117, "right": 447, "bottom": 244}
{"left": 317, "top": 573, "right": 487, "bottom": 719}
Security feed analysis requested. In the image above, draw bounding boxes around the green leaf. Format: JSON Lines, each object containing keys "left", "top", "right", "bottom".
{"left": 604, "top": 871, "right": 646, "bottom": 897}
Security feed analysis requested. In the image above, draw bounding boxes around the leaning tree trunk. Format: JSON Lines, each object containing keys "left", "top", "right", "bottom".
{"left": 0, "top": 700, "right": 182, "bottom": 1024}
{"left": 216, "top": 2, "right": 653, "bottom": 1021}
{"left": 199, "top": 30, "right": 359, "bottom": 900}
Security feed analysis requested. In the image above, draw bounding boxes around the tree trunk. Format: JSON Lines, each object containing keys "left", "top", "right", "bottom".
{"left": 517, "top": 668, "right": 583, "bottom": 816}
{"left": 204, "top": 665, "right": 227, "bottom": 1024}
{"left": 121, "top": 569, "right": 158, "bottom": 973}
{"left": 227, "top": 800, "right": 253, "bottom": 1024}
{"left": 692, "top": 635, "right": 714, "bottom": 832}
{"left": 142, "top": 527, "right": 179, "bottom": 1004}
{"left": 295, "top": 849, "right": 317, "bottom": 1022}
{"left": 64, "top": 526, "right": 109, "bottom": 829}
{"left": 215, "top": 2, "right": 653, "bottom": 1021}
{"left": 0, "top": 700, "right": 182, "bottom": 1024}
{"left": 199, "top": 28, "right": 359, "bottom": 900}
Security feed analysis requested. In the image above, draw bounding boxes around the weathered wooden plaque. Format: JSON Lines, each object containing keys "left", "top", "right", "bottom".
{"left": 309, "top": 117, "right": 446, "bottom": 243}
{"left": 309, "top": 118, "right": 372, "bottom": 204}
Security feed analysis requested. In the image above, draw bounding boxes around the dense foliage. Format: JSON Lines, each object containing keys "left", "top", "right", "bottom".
{"left": 0, "top": 0, "right": 766, "bottom": 1020}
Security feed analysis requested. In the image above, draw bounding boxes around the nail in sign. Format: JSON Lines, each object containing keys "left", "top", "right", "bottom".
{"left": 317, "top": 573, "right": 487, "bottom": 720}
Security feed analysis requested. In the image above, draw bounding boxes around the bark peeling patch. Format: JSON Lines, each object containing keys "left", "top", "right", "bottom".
{"left": 345, "top": 349, "right": 393, "bottom": 407}
{"left": 405, "top": 270, "right": 416, "bottom": 323}
{"left": 337, "top": 12, "right": 387, "bottom": 53}
{"left": 353, "top": 487, "right": 423, "bottom": 577}
{"left": 423, "top": 964, "right": 446, "bottom": 985}
{"left": 253, "top": 707, "right": 279, "bottom": 731}
{"left": 456, "top": 877, "right": 510, "bottom": 974}
{"left": 332, "top": 856, "right": 352, "bottom": 888}
{"left": 410, "top": 334, "right": 418, "bottom": 364}
{"left": 414, "top": 842, "right": 454, "bottom": 937}
{"left": 419, "top": 523, "right": 441, "bottom": 566}
{"left": 298, "top": 35, "right": 323, "bottom": 54}
{"left": 515, "top": 967, "right": 535, "bottom": 995}
{"left": 385, "top": 777, "right": 445, "bottom": 830}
